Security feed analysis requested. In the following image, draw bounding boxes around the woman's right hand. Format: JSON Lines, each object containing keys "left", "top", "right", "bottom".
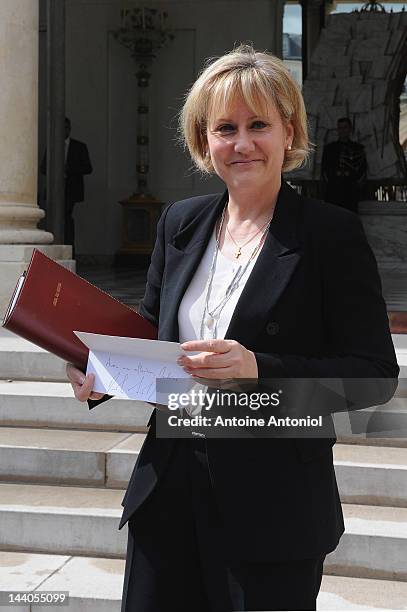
{"left": 66, "top": 363, "right": 104, "bottom": 402}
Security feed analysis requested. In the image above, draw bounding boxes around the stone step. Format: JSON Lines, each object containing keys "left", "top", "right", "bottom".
{"left": 0, "top": 329, "right": 67, "bottom": 382}
{"left": 394, "top": 335, "right": 407, "bottom": 389}
{"left": 337, "top": 435, "right": 407, "bottom": 448}
{"left": 2, "top": 428, "right": 407, "bottom": 506}
{"left": 105, "top": 433, "right": 144, "bottom": 488}
{"left": 393, "top": 334, "right": 407, "bottom": 350}
{"left": 333, "top": 394, "right": 407, "bottom": 442}
{"left": 1, "top": 551, "right": 407, "bottom": 611}
{"left": 1, "top": 328, "right": 405, "bottom": 381}
{"left": 319, "top": 573, "right": 407, "bottom": 610}
{"left": 382, "top": 333, "right": 407, "bottom": 396}
{"left": 333, "top": 443, "right": 407, "bottom": 507}
{"left": 0, "top": 380, "right": 152, "bottom": 431}
{"left": 325, "top": 503, "right": 407, "bottom": 581}
{"left": 0, "top": 551, "right": 123, "bottom": 612}
{"left": 2, "top": 378, "right": 407, "bottom": 441}
{"left": 0, "top": 244, "right": 74, "bottom": 262}
{"left": 0, "top": 427, "right": 144, "bottom": 487}
{"left": 1, "top": 484, "right": 407, "bottom": 579}
{"left": 0, "top": 483, "right": 127, "bottom": 558}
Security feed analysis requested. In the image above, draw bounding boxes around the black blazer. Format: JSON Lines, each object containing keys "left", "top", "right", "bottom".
{"left": 40, "top": 139, "right": 92, "bottom": 204}
{"left": 103, "top": 181, "right": 398, "bottom": 561}
{"left": 65, "top": 139, "right": 92, "bottom": 204}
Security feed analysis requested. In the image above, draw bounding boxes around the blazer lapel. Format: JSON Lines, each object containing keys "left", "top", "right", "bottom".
{"left": 158, "top": 190, "right": 228, "bottom": 341}
{"left": 225, "top": 181, "right": 302, "bottom": 347}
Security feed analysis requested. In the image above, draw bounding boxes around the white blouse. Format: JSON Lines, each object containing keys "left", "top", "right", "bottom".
{"left": 178, "top": 228, "right": 261, "bottom": 343}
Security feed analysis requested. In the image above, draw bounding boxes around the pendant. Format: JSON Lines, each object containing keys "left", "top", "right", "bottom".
{"left": 235, "top": 247, "right": 241, "bottom": 259}
{"left": 205, "top": 315, "right": 215, "bottom": 329}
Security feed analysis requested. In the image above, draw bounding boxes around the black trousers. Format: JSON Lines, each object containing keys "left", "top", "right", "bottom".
{"left": 121, "top": 436, "right": 325, "bottom": 612}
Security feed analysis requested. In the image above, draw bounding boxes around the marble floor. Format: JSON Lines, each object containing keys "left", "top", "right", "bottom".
{"left": 78, "top": 265, "right": 407, "bottom": 312}
{"left": 78, "top": 265, "right": 148, "bottom": 309}
{"left": 380, "top": 270, "right": 407, "bottom": 312}
{"left": 381, "top": 271, "right": 407, "bottom": 312}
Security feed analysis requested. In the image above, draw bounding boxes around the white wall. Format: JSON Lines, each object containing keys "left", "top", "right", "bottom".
{"left": 64, "top": 0, "right": 284, "bottom": 259}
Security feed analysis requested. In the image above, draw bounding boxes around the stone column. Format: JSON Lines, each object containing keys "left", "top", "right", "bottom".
{"left": 301, "top": 0, "right": 325, "bottom": 80}
{"left": 271, "top": 0, "right": 285, "bottom": 59}
{"left": 0, "top": 0, "right": 73, "bottom": 317}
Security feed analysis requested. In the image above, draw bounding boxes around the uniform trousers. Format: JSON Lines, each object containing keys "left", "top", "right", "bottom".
{"left": 121, "top": 435, "right": 325, "bottom": 612}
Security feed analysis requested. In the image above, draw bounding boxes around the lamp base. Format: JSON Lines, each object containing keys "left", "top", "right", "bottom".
{"left": 117, "top": 193, "right": 164, "bottom": 260}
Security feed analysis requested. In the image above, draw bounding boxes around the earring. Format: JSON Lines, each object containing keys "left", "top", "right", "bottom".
{"left": 287, "top": 145, "right": 292, "bottom": 151}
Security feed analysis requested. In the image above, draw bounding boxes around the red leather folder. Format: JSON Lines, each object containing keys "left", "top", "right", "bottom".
{"left": 2, "top": 249, "right": 157, "bottom": 371}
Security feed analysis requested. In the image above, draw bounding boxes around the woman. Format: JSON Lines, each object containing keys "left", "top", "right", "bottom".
{"left": 67, "top": 44, "right": 399, "bottom": 611}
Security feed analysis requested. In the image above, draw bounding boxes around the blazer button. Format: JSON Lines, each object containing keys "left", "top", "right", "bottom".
{"left": 266, "top": 322, "right": 279, "bottom": 335}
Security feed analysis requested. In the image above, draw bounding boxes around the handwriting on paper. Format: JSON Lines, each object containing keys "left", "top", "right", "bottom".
{"left": 86, "top": 350, "right": 191, "bottom": 403}
{"left": 73, "top": 332, "right": 195, "bottom": 404}
{"left": 103, "top": 355, "right": 181, "bottom": 400}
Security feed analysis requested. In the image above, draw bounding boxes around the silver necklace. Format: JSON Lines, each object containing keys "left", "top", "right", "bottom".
{"left": 199, "top": 204, "right": 272, "bottom": 340}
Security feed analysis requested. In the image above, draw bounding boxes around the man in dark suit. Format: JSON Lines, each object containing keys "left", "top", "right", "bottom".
{"left": 321, "top": 117, "right": 367, "bottom": 214}
{"left": 63, "top": 117, "right": 93, "bottom": 254}
{"left": 41, "top": 117, "right": 92, "bottom": 256}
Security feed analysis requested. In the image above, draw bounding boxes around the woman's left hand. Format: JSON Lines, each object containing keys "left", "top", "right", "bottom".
{"left": 178, "top": 339, "right": 258, "bottom": 380}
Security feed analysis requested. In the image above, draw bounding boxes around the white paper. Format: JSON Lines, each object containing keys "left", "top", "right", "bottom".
{"left": 74, "top": 331, "right": 196, "bottom": 403}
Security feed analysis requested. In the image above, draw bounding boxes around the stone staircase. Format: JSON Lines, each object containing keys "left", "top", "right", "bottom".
{"left": 0, "top": 329, "right": 407, "bottom": 610}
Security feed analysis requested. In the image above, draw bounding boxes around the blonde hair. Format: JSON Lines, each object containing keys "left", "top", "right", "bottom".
{"left": 178, "top": 43, "right": 310, "bottom": 174}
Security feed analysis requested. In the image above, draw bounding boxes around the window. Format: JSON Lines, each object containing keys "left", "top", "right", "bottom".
{"left": 283, "top": 2, "right": 302, "bottom": 86}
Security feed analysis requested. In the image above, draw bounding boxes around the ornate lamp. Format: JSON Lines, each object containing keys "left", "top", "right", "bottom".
{"left": 113, "top": 5, "right": 174, "bottom": 263}
{"left": 360, "top": 1, "right": 386, "bottom": 12}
